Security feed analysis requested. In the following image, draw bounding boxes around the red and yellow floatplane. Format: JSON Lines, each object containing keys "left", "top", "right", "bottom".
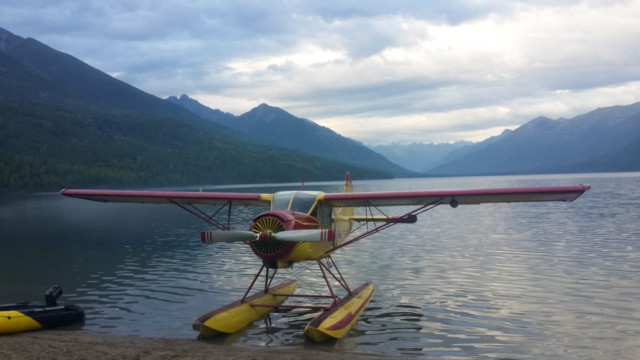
{"left": 61, "top": 173, "right": 589, "bottom": 342}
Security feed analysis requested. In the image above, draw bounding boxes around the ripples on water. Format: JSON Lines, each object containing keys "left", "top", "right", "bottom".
{"left": 1, "top": 173, "right": 639, "bottom": 359}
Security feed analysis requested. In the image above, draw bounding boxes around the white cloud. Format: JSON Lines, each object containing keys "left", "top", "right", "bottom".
{"left": 316, "top": 80, "right": 640, "bottom": 144}
{"left": 2, "top": 0, "right": 640, "bottom": 144}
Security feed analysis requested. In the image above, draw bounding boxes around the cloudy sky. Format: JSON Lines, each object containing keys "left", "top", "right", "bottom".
{"left": 2, "top": 1, "right": 640, "bottom": 144}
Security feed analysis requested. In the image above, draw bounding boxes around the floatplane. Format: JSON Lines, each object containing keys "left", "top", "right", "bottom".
{"left": 61, "top": 173, "right": 589, "bottom": 342}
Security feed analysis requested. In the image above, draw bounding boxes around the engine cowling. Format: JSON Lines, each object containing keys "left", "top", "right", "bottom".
{"left": 248, "top": 210, "right": 319, "bottom": 267}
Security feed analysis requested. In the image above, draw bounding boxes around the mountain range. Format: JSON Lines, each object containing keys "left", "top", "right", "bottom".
{"left": 166, "top": 94, "right": 408, "bottom": 176}
{"left": 426, "top": 104, "right": 640, "bottom": 175}
{"left": 372, "top": 141, "right": 473, "bottom": 173}
{"left": 1, "top": 25, "right": 639, "bottom": 191}
{"left": 171, "top": 91, "right": 640, "bottom": 176}
{"left": 0, "top": 27, "right": 390, "bottom": 191}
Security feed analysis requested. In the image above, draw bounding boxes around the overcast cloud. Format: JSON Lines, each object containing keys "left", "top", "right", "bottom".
{"left": 2, "top": 0, "right": 640, "bottom": 144}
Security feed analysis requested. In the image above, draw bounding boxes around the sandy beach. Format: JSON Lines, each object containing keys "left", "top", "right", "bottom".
{"left": 0, "top": 331, "right": 393, "bottom": 360}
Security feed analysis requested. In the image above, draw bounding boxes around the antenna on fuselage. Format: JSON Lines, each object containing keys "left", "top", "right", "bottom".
{"left": 301, "top": 170, "right": 306, "bottom": 190}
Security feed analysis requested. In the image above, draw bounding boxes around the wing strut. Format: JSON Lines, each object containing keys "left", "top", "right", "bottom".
{"left": 170, "top": 200, "right": 233, "bottom": 231}
{"left": 328, "top": 199, "right": 443, "bottom": 254}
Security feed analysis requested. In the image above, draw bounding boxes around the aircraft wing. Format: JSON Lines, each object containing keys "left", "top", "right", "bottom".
{"left": 60, "top": 189, "right": 272, "bottom": 206}
{"left": 320, "top": 185, "right": 590, "bottom": 208}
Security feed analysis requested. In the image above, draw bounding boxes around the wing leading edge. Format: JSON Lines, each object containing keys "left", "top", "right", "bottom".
{"left": 319, "top": 185, "right": 590, "bottom": 208}
{"left": 60, "top": 189, "right": 272, "bottom": 207}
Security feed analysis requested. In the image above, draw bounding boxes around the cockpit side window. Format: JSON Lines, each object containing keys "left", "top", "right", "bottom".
{"left": 272, "top": 192, "right": 294, "bottom": 210}
{"left": 290, "top": 192, "right": 318, "bottom": 214}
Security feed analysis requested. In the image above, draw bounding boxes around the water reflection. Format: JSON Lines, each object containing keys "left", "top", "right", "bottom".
{"left": 1, "top": 173, "right": 639, "bottom": 359}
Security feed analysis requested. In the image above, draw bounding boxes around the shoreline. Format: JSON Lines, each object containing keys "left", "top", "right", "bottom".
{"left": 0, "top": 330, "right": 396, "bottom": 359}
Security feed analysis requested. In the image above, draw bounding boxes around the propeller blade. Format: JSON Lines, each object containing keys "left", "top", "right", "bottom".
{"left": 272, "top": 229, "right": 334, "bottom": 242}
{"left": 201, "top": 229, "right": 334, "bottom": 244}
{"left": 201, "top": 230, "right": 257, "bottom": 243}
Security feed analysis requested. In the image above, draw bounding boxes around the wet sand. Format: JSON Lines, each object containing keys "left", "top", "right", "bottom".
{"left": 0, "top": 331, "right": 393, "bottom": 359}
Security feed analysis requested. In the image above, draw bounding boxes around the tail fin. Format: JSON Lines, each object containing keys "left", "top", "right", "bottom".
{"left": 338, "top": 172, "right": 355, "bottom": 220}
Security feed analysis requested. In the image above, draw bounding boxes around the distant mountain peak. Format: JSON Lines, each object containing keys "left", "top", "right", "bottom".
{"left": 247, "top": 103, "right": 286, "bottom": 117}
{"left": 243, "top": 103, "right": 309, "bottom": 125}
{"left": 372, "top": 141, "right": 473, "bottom": 173}
{"left": 0, "top": 27, "right": 21, "bottom": 51}
{"left": 524, "top": 115, "right": 555, "bottom": 126}
{"left": 515, "top": 116, "right": 557, "bottom": 135}
{"left": 166, "top": 93, "right": 202, "bottom": 105}
{"left": 165, "top": 94, "right": 234, "bottom": 123}
{"left": 172, "top": 93, "right": 202, "bottom": 106}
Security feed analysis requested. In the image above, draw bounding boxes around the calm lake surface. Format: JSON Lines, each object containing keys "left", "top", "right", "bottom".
{"left": 1, "top": 173, "right": 639, "bottom": 359}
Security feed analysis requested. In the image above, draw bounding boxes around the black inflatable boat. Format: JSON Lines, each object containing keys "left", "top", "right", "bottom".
{"left": 0, "top": 285, "right": 84, "bottom": 334}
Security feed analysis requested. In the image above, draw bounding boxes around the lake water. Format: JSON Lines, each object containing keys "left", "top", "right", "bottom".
{"left": 1, "top": 173, "right": 639, "bottom": 359}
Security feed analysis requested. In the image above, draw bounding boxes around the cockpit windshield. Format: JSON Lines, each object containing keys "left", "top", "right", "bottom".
{"left": 272, "top": 191, "right": 321, "bottom": 214}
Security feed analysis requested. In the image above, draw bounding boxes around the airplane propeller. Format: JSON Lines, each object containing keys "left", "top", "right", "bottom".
{"left": 201, "top": 229, "right": 334, "bottom": 244}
